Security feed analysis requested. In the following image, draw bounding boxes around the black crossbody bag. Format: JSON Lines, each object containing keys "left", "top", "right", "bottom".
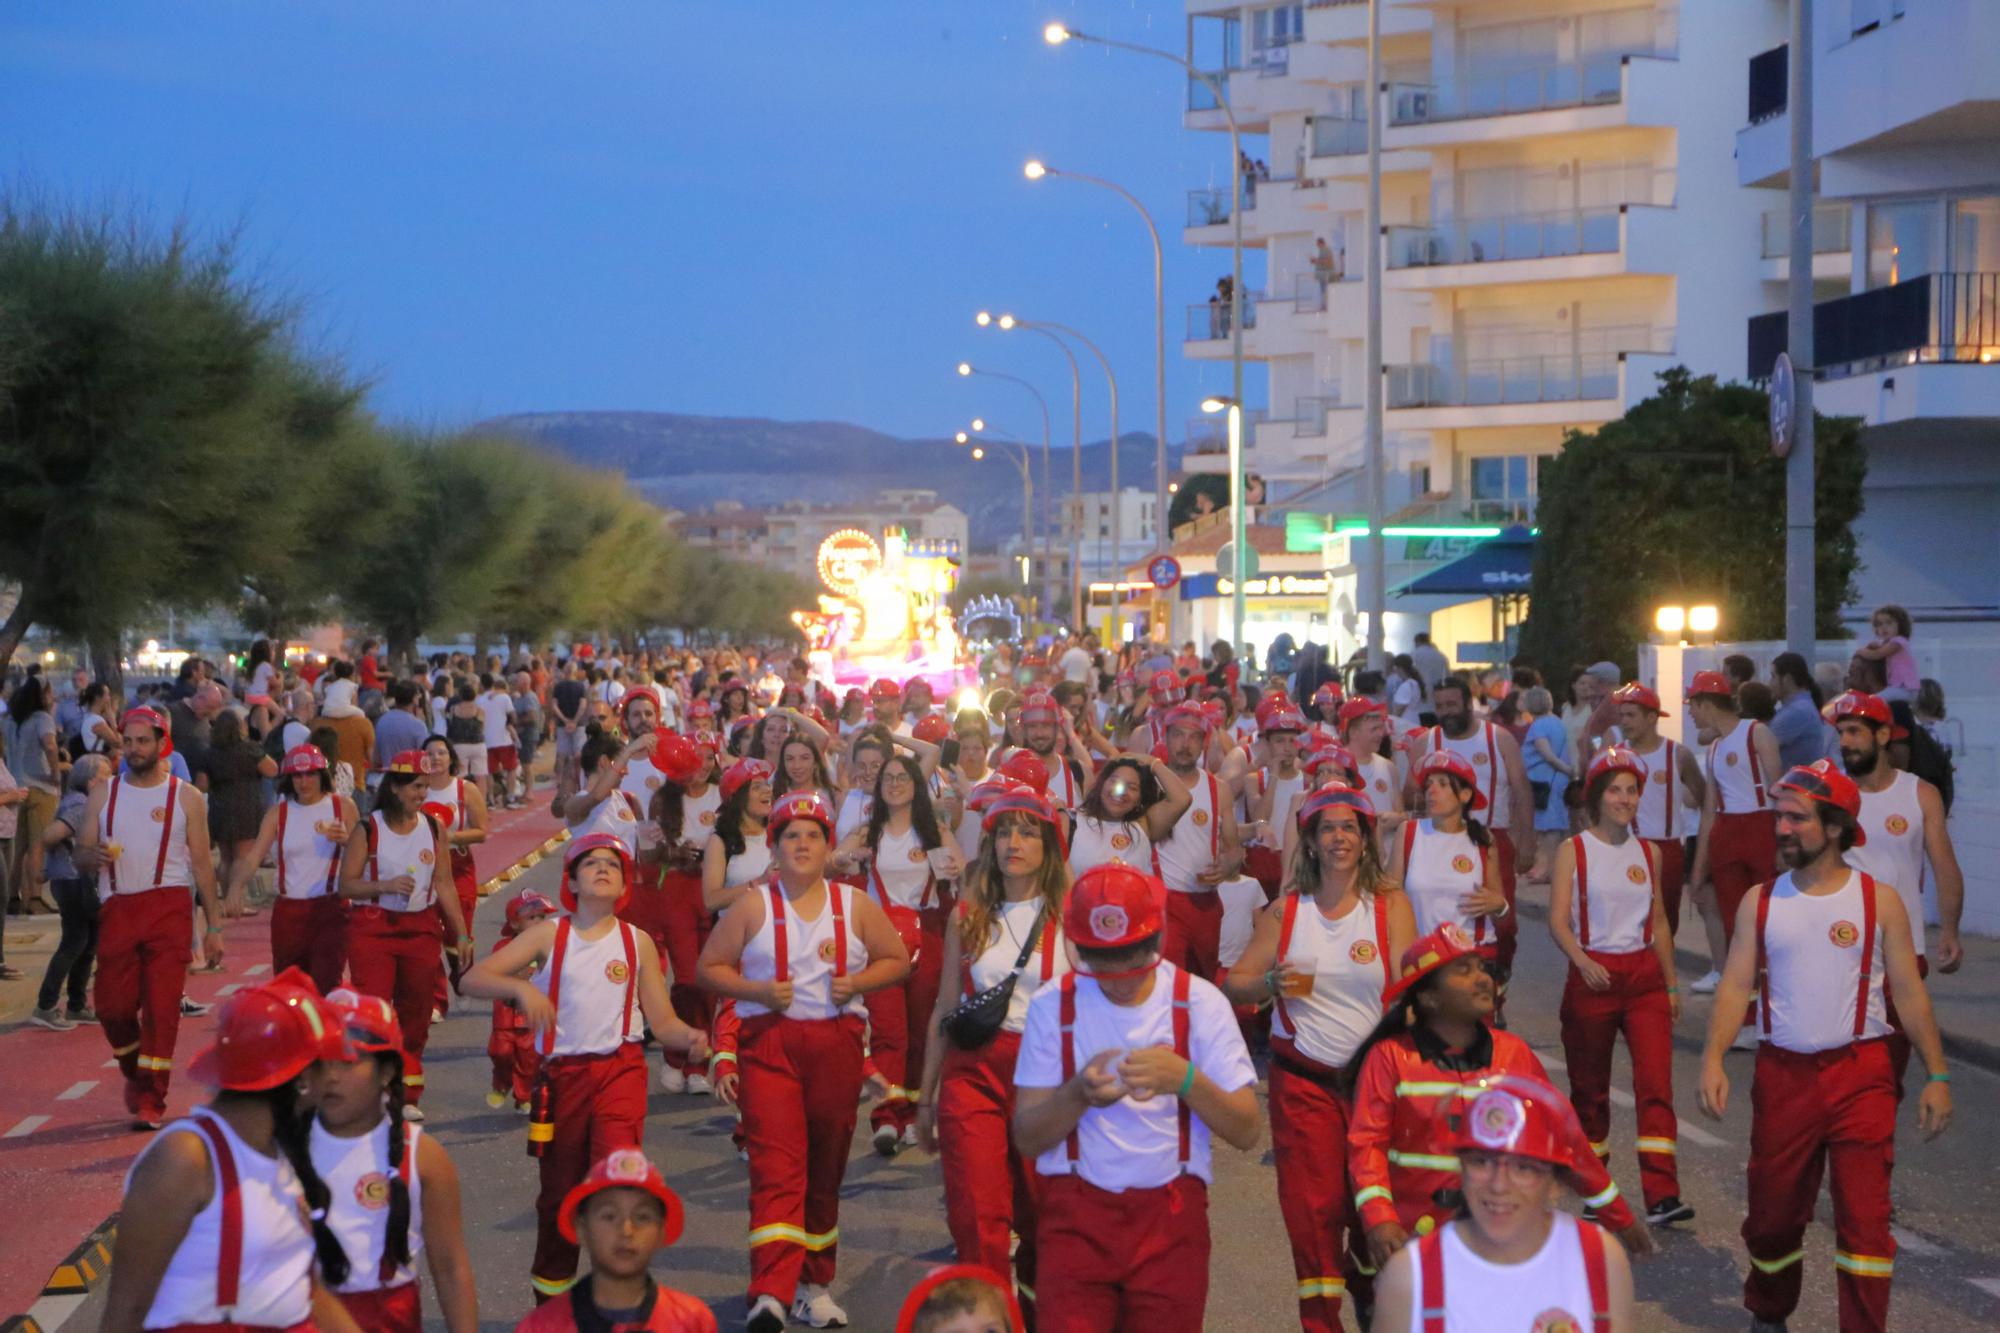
{"left": 941, "top": 904, "right": 1050, "bottom": 1050}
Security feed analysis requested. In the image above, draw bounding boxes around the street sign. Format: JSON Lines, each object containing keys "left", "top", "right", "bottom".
{"left": 1769, "top": 352, "right": 1795, "bottom": 458}
{"left": 1147, "top": 554, "right": 1182, "bottom": 590}
{"left": 1214, "top": 541, "right": 1261, "bottom": 582}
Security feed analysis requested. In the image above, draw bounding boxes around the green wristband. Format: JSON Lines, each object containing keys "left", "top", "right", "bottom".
{"left": 1927, "top": 1072, "right": 1950, "bottom": 1084}
{"left": 1179, "top": 1061, "right": 1198, "bottom": 1098}
{"left": 1666, "top": 986, "right": 1678, "bottom": 994}
{"left": 206, "top": 926, "right": 224, "bottom": 935}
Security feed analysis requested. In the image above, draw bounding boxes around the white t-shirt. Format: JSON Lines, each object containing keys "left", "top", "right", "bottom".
{"left": 477, "top": 691, "right": 515, "bottom": 748}
{"left": 1016, "top": 964, "right": 1257, "bottom": 1190}
{"left": 1059, "top": 646, "right": 1094, "bottom": 685}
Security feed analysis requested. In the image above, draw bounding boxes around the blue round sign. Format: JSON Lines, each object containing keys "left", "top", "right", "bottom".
{"left": 1148, "top": 555, "right": 1182, "bottom": 590}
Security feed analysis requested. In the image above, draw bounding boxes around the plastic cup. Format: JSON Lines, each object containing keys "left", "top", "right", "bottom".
{"left": 1280, "top": 969, "right": 1316, "bottom": 999}
{"left": 925, "top": 847, "right": 956, "bottom": 877}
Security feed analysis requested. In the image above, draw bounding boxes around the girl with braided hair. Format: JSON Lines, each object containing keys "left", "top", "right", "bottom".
{"left": 313, "top": 988, "right": 479, "bottom": 1333}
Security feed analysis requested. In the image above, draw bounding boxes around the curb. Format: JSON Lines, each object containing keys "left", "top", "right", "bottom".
{"left": 478, "top": 828, "right": 570, "bottom": 896}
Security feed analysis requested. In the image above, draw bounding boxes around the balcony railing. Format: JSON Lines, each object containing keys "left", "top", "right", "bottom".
{"left": 1187, "top": 71, "right": 1230, "bottom": 113}
{"left": 1187, "top": 299, "right": 1260, "bottom": 342}
{"left": 1748, "top": 272, "right": 2000, "bottom": 380}
{"left": 1310, "top": 114, "right": 1368, "bottom": 158}
{"left": 1759, "top": 202, "right": 1851, "bottom": 259}
{"left": 1388, "top": 351, "right": 1638, "bottom": 409}
{"left": 1186, "top": 418, "right": 1229, "bottom": 455}
{"left": 1389, "top": 54, "right": 1637, "bottom": 126}
{"left": 1747, "top": 43, "right": 1788, "bottom": 124}
{"left": 1386, "top": 205, "right": 1629, "bottom": 269}
{"left": 1188, "top": 185, "right": 1254, "bottom": 228}
{"left": 1293, "top": 271, "right": 1334, "bottom": 312}
{"left": 1293, "top": 395, "right": 1342, "bottom": 437}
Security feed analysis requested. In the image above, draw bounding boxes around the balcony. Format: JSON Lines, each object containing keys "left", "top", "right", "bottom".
{"left": 1389, "top": 207, "right": 1622, "bottom": 270}
{"left": 1747, "top": 272, "right": 2000, "bottom": 380}
{"left": 1384, "top": 53, "right": 1677, "bottom": 151}
{"left": 1311, "top": 114, "right": 1368, "bottom": 159}
{"left": 1746, "top": 44, "right": 1788, "bottom": 125}
{"left": 1757, "top": 202, "right": 1852, "bottom": 280}
{"left": 1186, "top": 298, "right": 1259, "bottom": 344}
{"left": 1389, "top": 57, "right": 1629, "bottom": 127}
{"left": 1388, "top": 355, "right": 1626, "bottom": 410}
{"left": 1188, "top": 185, "right": 1252, "bottom": 230}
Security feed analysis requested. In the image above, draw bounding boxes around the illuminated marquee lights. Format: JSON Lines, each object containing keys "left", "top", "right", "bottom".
{"left": 817, "top": 529, "right": 884, "bottom": 596}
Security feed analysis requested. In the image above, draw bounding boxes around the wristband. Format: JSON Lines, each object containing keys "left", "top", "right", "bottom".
{"left": 205, "top": 926, "right": 224, "bottom": 935}
{"left": 1927, "top": 1072, "right": 1950, "bottom": 1084}
{"left": 1666, "top": 986, "right": 1679, "bottom": 994}
{"left": 1178, "top": 1061, "right": 1197, "bottom": 1098}
{"left": 1492, "top": 900, "right": 1511, "bottom": 919}
{"left": 1267, "top": 969, "right": 1282, "bottom": 998}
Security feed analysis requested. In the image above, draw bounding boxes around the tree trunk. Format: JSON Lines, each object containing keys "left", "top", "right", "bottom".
{"left": 0, "top": 598, "right": 32, "bottom": 674}
{"left": 90, "top": 632, "right": 125, "bottom": 702}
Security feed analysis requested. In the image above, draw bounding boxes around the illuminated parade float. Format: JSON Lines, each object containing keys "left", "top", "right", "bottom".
{"left": 792, "top": 527, "right": 978, "bottom": 695}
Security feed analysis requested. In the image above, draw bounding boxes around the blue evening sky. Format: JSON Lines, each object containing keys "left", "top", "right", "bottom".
{"left": 1, "top": 2, "right": 1267, "bottom": 444}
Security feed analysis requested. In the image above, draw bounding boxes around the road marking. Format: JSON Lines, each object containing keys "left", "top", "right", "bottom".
{"left": 1893, "top": 1226, "right": 1948, "bottom": 1259}
{"left": 244, "top": 964, "right": 270, "bottom": 976}
{"left": 5, "top": 1115, "right": 52, "bottom": 1138}
{"left": 1677, "top": 1121, "right": 1728, "bottom": 1149}
{"left": 216, "top": 984, "right": 244, "bottom": 997}
{"left": 55, "top": 1081, "right": 97, "bottom": 1101}
{"left": 1969, "top": 1277, "right": 2000, "bottom": 1300}
{"left": 102, "top": 1058, "right": 119, "bottom": 1069}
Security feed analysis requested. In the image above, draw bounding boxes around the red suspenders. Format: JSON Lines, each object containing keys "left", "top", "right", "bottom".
{"left": 379, "top": 1122, "right": 419, "bottom": 1283}
{"left": 1418, "top": 1219, "right": 1610, "bottom": 1333}
{"left": 1058, "top": 975, "right": 1081, "bottom": 1163}
{"left": 1661, "top": 740, "right": 1676, "bottom": 836}
{"left": 1574, "top": 834, "right": 1592, "bottom": 947}
{"left": 1755, "top": 873, "right": 1878, "bottom": 1039}
{"left": 1745, "top": 721, "right": 1767, "bottom": 808}
{"left": 1273, "top": 893, "right": 1302, "bottom": 1034}
{"left": 277, "top": 802, "right": 289, "bottom": 896}
{"left": 102, "top": 776, "right": 179, "bottom": 894}
{"left": 1637, "top": 839, "right": 1657, "bottom": 946}
{"left": 1058, "top": 967, "right": 1193, "bottom": 1168}
{"left": 538, "top": 919, "right": 638, "bottom": 1057}
{"left": 870, "top": 857, "right": 936, "bottom": 912}
{"left": 190, "top": 1113, "right": 245, "bottom": 1315}
{"left": 1373, "top": 893, "right": 1392, "bottom": 985}
{"left": 765, "top": 882, "right": 849, "bottom": 990}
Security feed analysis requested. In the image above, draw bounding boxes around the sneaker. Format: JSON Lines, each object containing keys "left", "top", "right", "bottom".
{"left": 872, "top": 1124, "right": 902, "bottom": 1158}
{"left": 1731, "top": 1026, "right": 1761, "bottom": 1052}
{"left": 1647, "top": 1196, "right": 1695, "bottom": 1226}
{"left": 900, "top": 1124, "right": 920, "bottom": 1151}
{"left": 430, "top": 1007, "right": 445, "bottom": 1026}
{"left": 29, "top": 1007, "right": 76, "bottom": 1031}
{"left": 404, "top": 1105, "right": 426, "bottom": 1123}
{"left": 1690, "top": 969, "right": 1722, "bottom": 995}
{"left": 180, "top": 996, "right": 210, "bottom": 1017}
{"left": 659, "top": 1064, "right": 687, "bottom": 1094}
{"left": 684, "top": 1072, "right": 712, "bottom": 1096}
{"left": 744, "top": 1294, "right": 787, "bottom": 1333}
{"left": 132, "top": 1117, "right": 164, "bottom": 1132}
{"left": 516, "top": 1100, "right": 531, "bottom": 1115}
{"left": 485, "top": 1090, "right": 507, "bottom": 1109}
{"left": 790, "top": 1284, "right": 849, "bottom": 1329}
{"left": 66, "top": 1006, "right": 98, "bottom": 1024}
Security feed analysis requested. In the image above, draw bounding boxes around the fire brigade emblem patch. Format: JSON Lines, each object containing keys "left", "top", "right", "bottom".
{"left": 1726, "top": 752, "right": 1740, "bottom": 766}
{"left": 1192, "top": 809, "right": 1210, "bottom": 826}
{"left": 699, "top": 811, "right": 717, "bottom": 826}
{"left": 1110, "top": 832, "right": 1133, "bottom": 850}
{"left": 1627, "top": 865, "right": 1648, "bottom": 885}
{"left": 1089, "top": 905, "right": 1129, "bottom": 941}
{"left": 606, "top": 1148, "right": 649, "bottom": 1181}
{"left": 908, "top": 846, "right": 927, "bottom": 863}
{"left": 354, "top": 1172, "right": 391, "bottom": 1210}
{"left": 817, "top": 938, "right": 838, "bottom": 963}
{"left": 1650, "top": 770, "right": 1666, "bottom": 784}
{"left": 1885, "top": 814, "right": 1909, "bottom": 836}
{"left": 1466, "top": 1089, "right": 1527, "bottom": 1151}
{"left": 605, "top": 959, "right": 631, "bottom": 984}
{"left": 1530, "top": 1311, "right": 1584, "bottom": 1333}
{"left": 1451, "top": 854, "right": 1475, "bottom": 874}
{"left": 1350, "top": 940, "right": 1377, "bottom": 964}
{"left": 418, "top": 849, "right": 434, "bottom": 865}
{"left": 150, "top": 807, "right": 167, "bottom": 823}
{"left": 1829, "top": 920, "right": 1861, "bottom": 948}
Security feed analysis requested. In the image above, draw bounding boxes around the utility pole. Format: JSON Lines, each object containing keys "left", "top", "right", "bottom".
{"left": 1784, "top": 0, "right": 1816, "bottom": 656}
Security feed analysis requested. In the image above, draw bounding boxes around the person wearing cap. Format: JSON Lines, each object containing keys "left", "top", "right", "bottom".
{"left": 1370, "top": 1074, "right": 1636, "bottom": 1333}
{"left": 420, "top": 734, "right": 490, "bottom": 1004}
{"left": 99, "top": 973, "right": 365, "bottom": 1333}
{"left": 1239, "top": 703, "right": 1310, "bottom": 897}
{"left": 648, "top": 733, "right": 724, "bottom": 1096}
{"left": 1115, "top": 670, "right": 1184, "bottom": 756}
{"left": 313, "top": 988, "right": 479, "bottom": 1333}
{"left": 340, "top": 749, "right": 475, "bottom": 1117}
{"left": 1152, "top": 704, "right": 1246, "bottom": 982}
{"left": 698, "top": 791, "right": 912, "bottom": 1331}
{"left": 1335, "top": 697, "right": 1403, "bottom": 820}
{"left": 464, "top": 832, "right": 709, "bottom": 1303}
{"left": 489, "top": 891, "right": 560, "bottom": 1110}
{"left": 701, "top": 757, "right": 776, "bottom": 918}
{"left": 1548, "top": 748, "right": 1690, "bottom": 1228}
{"left": 1388, "top": 750, "right": 1509, "bottom": 967}
{"left": 868, "top": 677, "right": 906, "bottom": 733}
{"left": 941, "top": 710, "right": 997, "bottom": 863}
{"left": 76, "top": 705, "right": 227, "bottom": 1130}
{"left": 1686, "top": 668, "right": 1783, "bottom": 1006}
{"left": 897, "top": 1265, "right": 1026, "bottom": 1333}
{"left": 512, "top": 1150, "right": 718, "bottom": 1333}
{"left": 912, "top": 784, "right": 1070, "bottom": 1318}
{"left": 1012, "top": 864, "right": 1260, "bottom": 1331}
{"left": 1006, "top": 690, "right": 1093, "bottom": 815}
{"left": 1225, "top": 784, "right": 1415, "bottom": 1333}
{"left": 1610, "top": 681, "right": 1705, "bottom": 938}
{"left": 567, "top": 724, "right": 663, "bottom": 856}
{"left": 1066, "top": 750, "right": 1192, "bottom": 885}
{"left": 221, "top": 744, "right": 355, "bottom": 994}
{"left": 1699, "top": 759, "right": 1951, "bottom": 1333}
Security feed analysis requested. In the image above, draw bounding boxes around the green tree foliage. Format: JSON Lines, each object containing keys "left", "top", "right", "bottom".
{"left": 1517, "top": 368, "right": 1865, "bottom": 677}
{"left": 1168, "top": 472, "right": 1230, "bottom": 533}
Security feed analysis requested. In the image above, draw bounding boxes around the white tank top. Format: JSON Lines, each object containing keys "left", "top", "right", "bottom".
{"left": 1156, "top": 771, "right": 1224, "bottom": 893}
{"left": 954, "top": 805, "right": 983, "bottom": 863}
{"left": 571, "top": 789, "right": 644, "bottom": 858}
{"left": 1407, "top": 1214, "right": 1602, "bottom": 1333}
{"left": 99, "top": 775, "right": 194, "bottom": 894}
{"left": 1271, "top": 892, "right": 1393, "bottom": 1069}
{"left": 368, "top": 811, "right": 439, "bottom": 914}
{"left": 1357, "top": 753, "right": 1397, "bottom": 809}
{"left": 963, "top": 898, "right": 1068, "bottom": 1034}
{"left": 1846, "top": 770, "right": 1928, "bottom": 957}
{"left": 834, "top": 789, "right": 872, "bottom": 843}
{"left": 1245, "top": 769, "right": 1306, "bottom": 848}
{"left": 1066, "top": 815, "right": 1153, "bottom": 876}
{"left": 1568, "top": 830, "right": 1655, "bottom": 955}
{"left": 1630, "top": 738, "right": 1690, "bottom": 840}
{"left": 737, "top": 881, "right": 867, "bottom": 1022}
{"left": 1401, "top": 819, "right": 1490, "bottom": 943}
{"left": 1706, "top": 719, "right": 1769, "bottom": 814}
{"left": 724, "top": 835, "right": 772, "bottom": 889}
{"left": 1759, "top": 870, "right": 1892, "bottom": 1054}
{"left": 1429, "top": 723, "right": 1510, "bottom": 826}
{"left": 310, "top": 1118, "right": 425, "bottom": 1293}
{"left": 532, "top": 919, "right": 644, "bottom": 1056}
{"left": 275, "top": 796, "right": 343, "bottom": 900}
{"left": 619, "top": 762, "right": 665, "bottom": 822}
{"left": 870, "top": 825, "right": 936, "bottom": 910}
{"left": 682, "top": 785, "right": 723, "bottom": 844}
{"left": 424, "top": 778, "right": 467, "bottom": 830}
{"left": 130, "top": 1110, "right": 315, "bottom": 1329}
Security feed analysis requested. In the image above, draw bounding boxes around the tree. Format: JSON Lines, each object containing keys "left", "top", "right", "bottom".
{"left": 1516, "top": 368, "right": 1865, "bottom": 677}
{"left": 1168, "top": 473, "right": 1230, "bottom": 533}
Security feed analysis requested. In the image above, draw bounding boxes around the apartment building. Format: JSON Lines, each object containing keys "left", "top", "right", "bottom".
{"left": 671, "top": 491, "right": 968, "bottom": 588}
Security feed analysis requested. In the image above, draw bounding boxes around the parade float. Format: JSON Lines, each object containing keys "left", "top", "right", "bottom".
{"left": 791, "top": 527, "right": 978, "bottom": 698}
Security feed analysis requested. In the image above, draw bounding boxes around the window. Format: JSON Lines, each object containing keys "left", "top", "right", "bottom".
{"left": 1868, "top": 199, "right": 1940, "bottom": 288}
{"left": 1951, "top": 197, "right": 2000, "bottom": 274}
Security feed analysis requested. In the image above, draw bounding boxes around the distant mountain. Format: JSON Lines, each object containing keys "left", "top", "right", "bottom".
{"left": 474, "top": 411, "right": 1181, "bottom": 550}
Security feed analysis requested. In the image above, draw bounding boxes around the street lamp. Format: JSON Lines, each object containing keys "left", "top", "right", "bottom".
{"left": 954, "top": 422, "right": 1036, "bottom": 575}
{"left": 957, "top": 360, "right": 1055, "bottom": 620}
{"left": 1023, "top": 157, "right": 1170, "bottom": 590}
{"left": 1201, "top": 395, "right": 1248, "bottom": 649}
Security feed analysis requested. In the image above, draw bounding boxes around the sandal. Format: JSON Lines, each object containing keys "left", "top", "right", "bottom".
{"left": 0, "top": 965, "right": 24, "bottom": 981}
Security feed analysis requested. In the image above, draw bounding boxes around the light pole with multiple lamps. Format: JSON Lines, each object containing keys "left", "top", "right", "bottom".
{"left": 957, "top": 361, "right": 1055, "bottom": 621}
{"left": 954, "top": 422, "right": 1037, "bottom": 605}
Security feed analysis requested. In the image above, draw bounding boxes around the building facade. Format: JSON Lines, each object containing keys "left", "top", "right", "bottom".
{"left": 672, "top": 491, "right": 969, "bottom": 588}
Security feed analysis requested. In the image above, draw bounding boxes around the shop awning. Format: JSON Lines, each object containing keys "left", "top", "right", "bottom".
{"left": 1393, "top": 525, "right": 1535, "bottom": 598}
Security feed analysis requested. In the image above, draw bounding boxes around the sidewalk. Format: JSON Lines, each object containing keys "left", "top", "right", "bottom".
{"left": 0, "top": 798, "right": 566, "bottom": 1326}
{"left": 1513, "top": 877, "right": 2000, "bottom": 1073}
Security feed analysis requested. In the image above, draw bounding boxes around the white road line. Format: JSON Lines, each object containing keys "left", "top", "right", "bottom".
{"left": 244, "top": 964, "right": 270, "bottom": 976}
{"left": 1677, "top": 1121, "right": 1728, "bottom": 1149}
{"left": 1968, "top": 1277, "right": 2000, "bottom": 1301}
{"left": 216, "top": 983, "right": 244, "bottom": 997}
{"left": 1893, "top": 1226, "right": 1949, "bottom": 1259}
{"left": 54, "top": 1081, "right": 96, "bottom": 1101}
{"left": 102, "top": 1058, "right": 119, "bottom": 1069}
{"left": 4, "top": 1114, "right": 51, "bottom": 1138}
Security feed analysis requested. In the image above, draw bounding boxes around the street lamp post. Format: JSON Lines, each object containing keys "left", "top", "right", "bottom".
{"left": 1046, "top": 21, "right": 1245, "bottom": 654}
{"left": 956, "top": 425, "right": 1035, "bottom": 586}
{"left": 957, "top": 361, "right": 1055, "bottom": 622}
{"left": 1024, "top": 160, "right": 1169, "bottom": 601}
{"left": 1201, "top": 396, "right": 1247, "bottom": 651}
{"left": 979, "top": 312, "right": 1083, "bottom": 628}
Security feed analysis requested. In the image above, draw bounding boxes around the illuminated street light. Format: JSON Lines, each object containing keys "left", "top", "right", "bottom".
{"left": 954, "top": 431, "right": 969, "bottom": 444}
{"left": 1655, "top": 606, "right": 1687, "bottom": 634}
{"left": 1043, "top": 22, "right": 1071, "bottom": 45}
{"left": 956, "top": 362, "right": 972, "bottom": 376}
{"left": 1023, "top": 159, "right": 1047, "bottom": 180}
{"left": 1689, "top": 605, "right": 1720, "bottom": 634}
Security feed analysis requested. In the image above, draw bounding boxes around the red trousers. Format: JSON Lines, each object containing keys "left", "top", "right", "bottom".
{"left": 656, "top": 870, "right": 711, "bottom": 1073}
{"left": 867, "top": 906, "right": 946, "bottom": 1134}
{"left": 740, "top": 1012, "right": 865, "bottom": 1305}
{"left": 1036, "top": 1174, "right": 1210, "bottom": 1333}
{"left": 1161, "top": 891, "right": 1222, "bottom": 983}
{"left": 1268, "top": 1043, "right": 1362, "bottom": 1333}
{"left": 270, "top": 895, "right": 347, "bottom": 995}
{"left": 489, "top": 1019, "right": 540, "bottom": 1103}
{"left": 938, "top": 1031, "right": 1043, "bottom": 1314}
{"left": 334, "top": 1283, "right": 420, "bottom": 1333}
{"left": 532, "top": 1043, "right": 649, "bottom": 1293}
{"left": 348, "top": 906, "right": 442, "bottom": 1105}
{"left": 1710, "top": 813, "right": 1776, "bottom": 940}
{"left": 1559, "top": 949, "right": 1680, "bottom": 1207}
{"left": 1744, "top": 1040, "right": 1897, "bottom": 1332}
{"left": 617, "top": 861, "right": 671, "bottom": 961}
{"left": 1491, "top": 830, "right": 1520, "bottom": 987}
{"left": 1643, "top": 838, "right": 1686, "bottom": 937}
{"left": 1243, "top": 844, "right": 1284, "bottom": 900}
{"left": 96, "top": 888, "right": 193, "bottom": 1122}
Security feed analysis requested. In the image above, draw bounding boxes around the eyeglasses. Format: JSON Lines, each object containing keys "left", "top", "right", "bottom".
{"left": 1458, "top": 1150, "right": 1555, "bottom": 1182}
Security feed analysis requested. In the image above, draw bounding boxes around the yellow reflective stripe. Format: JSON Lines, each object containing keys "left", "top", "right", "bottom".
{"left": 1635, "top": 1136, "right": 1677, "bottom": 1155}
{"left": 402, "top": 1072, "right": 425, "bottom": 1086}
{"left": 1834, "top": 1251, "right": 1894, "bottom": 1278}
{"left": 530, "top": 1273, "right": 578, "bottom": 1296}
{"left": 879, "top": 1085, "right": 914, "bottom": 1102}
{"left": 1583, "top": 1182, "right": 1621, "bottom": 1208}
{"left": 710, "top": 1051, "right": 738, "bottom": 1069}
{"left": 1388, "top": 1149, "right": 1461, "bottom": 1171}
{"left": 526, "top": 1121, "right": 554, "bottom": 1143}
{"left": 1394, "top": 1081, "right": 1479, "bottom": 1098}
{"left": 297, "top": 1000, "right": 326, "bottom": 1041}
{"left": 1750, "top": 1248, "right": 1805, "bottom": 1274}
{"left": 1016, "top": 1283, "right": 1035, "bottom": 1302}
{"left": 111, "top": 1041, "right": 141, "bottom": 1057}
{"left": 1588, "top": 1138, "right": 1611, "bottom": 1157}
{"left": 137, "top": 1055, "right": 174, "bottom": 1071}
{"left": 1354, "top": 1185, "right": 1394, "bottom": 1207}
{"left": 1297, "top": 1277, "right": 1346, "bottom": 1299}
{"left": 748, "top": 1223, "right": 809, "bottom": 1248}
{"left": 804, "top": 1227, "right": 839, "bottom": 1251}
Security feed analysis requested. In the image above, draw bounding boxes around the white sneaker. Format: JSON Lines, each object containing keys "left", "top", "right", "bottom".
{"left": 404, "top": 1104, "right": 427, "bottom": 1122}
{"left": 899, "top": 1124, "right": 920, "bottom": 1151}
{"left": 685, "top": 1072, "right": 712, "bottom": 1096}
{"left": 659, "top": 1063, "right": 687, "bottom": 1094}
{"left": 430, "top": 1007, "right": 445, "bottom": 1026}
{"left": 744, "top": 1294, "right": 787, "bottom": 1333}
{"left": 790, "top": 1284, "right": 849, "bottom": 1329}
{"left": 1689, "top": 969, "right": 1722, "bottom": 995}
{"left": 1730, "top": 1026, "right": 1761, "bottom": 1052}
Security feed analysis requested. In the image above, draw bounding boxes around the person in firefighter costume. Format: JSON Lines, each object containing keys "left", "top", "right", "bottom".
{"left": 98, "top": 971, "right": 365, "bottom": 1333}
{"left": 1224, "top": 783, "right": 1416, "bottom": 1332}
{"left": 223, "top": 743, "right": 354, "bottom": 994}
{"left": 1012, "top": 863, "right": 1261, "bottom": 1333}
{"left": 1699, "top": 760, "right": 1952, "bottom": 1333}
{"left": 697, "top": 791, "right": 912, "bottom": 1331}
{"left": 1547, "top": 746, "right": 1691, "bottom": 1227}
{"left": 1371, "top": 1074, "right": 1637, "bottom": 1332}
{"left": 462, "top": 832, "right": 710, "bottom": 1304}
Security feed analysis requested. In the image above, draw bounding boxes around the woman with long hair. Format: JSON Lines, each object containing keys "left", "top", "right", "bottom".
{"left": 915, "top": 785, "right": 1070, "bottom": 1325}
{"left": 419, "top": 734, "right": 489, "bottom": 1003}
{"left": 772, "top": 735, "right": 837, "bottom": 814}
{"left": 1227, "top": 785, "right": 1414, "bottom": 1332}
{"left": 716, "top": 679, "right": 753, "bottom": 732}
{"left": 76, "top": 682, "right": 121, "bottom": 757}
{"left": 944, "top": 710, "right": 995, "bottom": 863}
{"left": 225, "top": 745, "right": 354, "bottom": 993}
{"left": 1065, "top": 752, "right": 1192, "bottom": 877}
{"left": 98, "top": 973, "right": 364, "bottom": 1333}
{"left": 647, "top": 735, "right": 720, "bottom": 1096}
{"left": 312, "top": 989, "right": 478, "bottom": 1333}
{"left": 204, "top": 710, "right": 278, "bottom": 921}
{"left": 701, "top": 758, "right": 775, "bottom": 916}
{"left": 1388, "top": 750, "right": 1508, "bottom": 948}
